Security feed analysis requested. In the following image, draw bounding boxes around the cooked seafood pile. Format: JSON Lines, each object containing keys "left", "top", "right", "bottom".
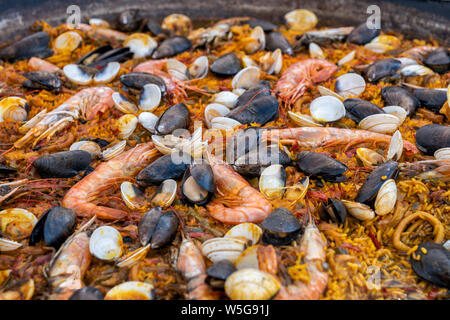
{"left": 0, "top": 8, "right": 448, "bottom": 300}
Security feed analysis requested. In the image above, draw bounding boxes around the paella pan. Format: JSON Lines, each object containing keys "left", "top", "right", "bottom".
{"left": 0, "top": 1, "right": 448, "bottom": 301}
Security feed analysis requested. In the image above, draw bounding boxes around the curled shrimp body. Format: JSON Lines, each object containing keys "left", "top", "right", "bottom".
{"left": 275, "top": 59, "right": 337, "bottom": 105}
{"left": 62, "top": 142, "right": 159, "bottom": 220}
{"left": 46, "top": 231, "right": 91, "bottom": 300}
{"left": 262, "top": 127, "right": 418, "bottom": 155}
{"left": 177, "top": 239, "right": 217, "bottom": 300}
{"left": 206, "top": 154, "right": 272, "bottom": 224}
{"left": 28, "top": 57, "right": 61, "bottom": 73}
{"left": 14, "top": 87, "right": 114, "bottom": 149}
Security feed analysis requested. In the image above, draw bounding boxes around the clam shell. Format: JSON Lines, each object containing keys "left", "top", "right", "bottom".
{"left": 151, "top": 179, "right": 177, "bottom": 208}
{"left": 359, "top": 114, "right": 400, "bottom": 134}
{"left": 400, "top": 64, "right": 434, "bottom": 76}
{"left": 112, "top": 92, "right": 138, "bottom": 114}
{"left": 284, "top": 9, "right": 318, "bottom": 32}
{"left": 364, "top": 35, "right": 400, "bottom": 53}
{"left": 204, "top": 103, "right": 230, "bottom": 128}
{"left": 124, "top": 33, "right": 157, "bottom": 59}
{"left": 0, "top": 97, "right": 28, "bottom": 122}
{"left": 259, "top": 164, "right": 286, "bottom": 199}
{"left": 105, "top": 281, "right": 154, "bottom": 300}
{"left": 89, "top": 226, "right": 123, "bottom": 261}
{"left": 245, "top": 26, "right": 265, "bottom": 54}
{"left": 338, "top": 50, "right": 356, "bottom": 66}
{"left": 288, "top": 111, "right": 322, "bottom": 127}
{"left": 242, "top": 55, "right": 258, "bottom": 68}
{"left": 0, "top": 238, "right": 23, "bottom": 251}
{"left": 213, "top": 91, "right": 239, "bottom": 109}
{"left": 374, "top": 179, "right": 397, "bottom": 216}
{"left": 166, "top": 58, "right": 190, "bottom": 81}
{"left": 121, "top": 181, "right": 147, "bottom": 210}
{"left": 309, "top": 42, "right": 324, "bottom": 59}
{"left": 225, "top": 223, "right": 262, "bottom": 246}
{"left": 386, "top": 130, "right": 403, "bottom": 161}
{"left": 117, "top": 114, "right": 138, "bottom": 139}
{"left": 54, "top": 31, "right": 82, "bottom": 53}
{"left": 231, "top": 67, "right": 260, "bottom": 90}
{"left": 94, "top": 62, "right": 120, "bottom": 84}
{"left": 101, "top": 140, "right": 127, "bottom": 161}
{"left": 201, "top": 237, "right": 247, "bottom": 263}
{"left": 356, "top": 148, "right": 385, "bottom": 167}
{"left": 116, "top": 244, "right": 150, "bottom": 268}
{"left": 189, "top": 56, "right": 208, "bottom": 79}
{"left": 211, "top": 117, "right": 241, "bottom": 131}
{"left": 70, "top": 140, "right": 101, "bottom": 158}
{"left": 139, "top": 83, "right": 161, "bottom": 111}
{"left": 152, "top": 135, "right": 178, "bottom": 154}
{"left": 341, "top": 200, "right": 375, "bottom": 221}
{"left": 0, "top": 208, "right": 37, "bottom": 239}
{"left": 89, "top": 18, "right": 110, "bottom": 28}
{"left": 310, "top": 96, "right": 346, "bottom": 123}
{"left": 335, "top": 73, "right": 366, "bottom": 98}
{"left": 317, "top": 86, "right": 344, "bottom": 101}
{"left": 235, "top": 245, "right": 260, "bottom": 270}
{"left": 138, "top": 112, "right": 158, "bottom": 133}
{"left": 225, "top": 268, "right": 281, "bottom": 300}
{"left": 260, "top": 49, "right": 283, "bottom": 75}
{"left": 63, "top": 64, "right": 92, "bottom": 85}
{"left": 434, "top": 147, "right": 450, "bottom": 160}
{"left": 382, "top": 106, "right": 407, "bottom": 124}
{"left": 284, "top": 177, "right": 309, "bottom": 202}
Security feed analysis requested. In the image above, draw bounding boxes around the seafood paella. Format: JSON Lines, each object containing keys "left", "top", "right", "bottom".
{"left": 0, "top": 8, "right": 448, "bottom": 301}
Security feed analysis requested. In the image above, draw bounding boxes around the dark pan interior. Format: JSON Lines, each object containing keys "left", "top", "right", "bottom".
{"left": 0, "top": 0, "right": 449, "bottom": 45}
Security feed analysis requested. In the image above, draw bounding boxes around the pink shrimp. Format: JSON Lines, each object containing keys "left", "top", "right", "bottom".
{"left": 14, "top": 86, "right": 114, "bottom": 149}
{"left": 261, "top": 127, "right": 418, "bottom": 155}
{"left": 133, "top": 59, "right": 207, "bottom": 103}
{"left": 177, "top": 239, "right": 217, "bottom": 300}
{"left": 275, "top": 59, "right": 338, "bottom": 105}
{"left": 78, "top": 23, "right": 127, "bottom": 44}
{"left": 62, "top": 142, "right": 159, "bottom": 220}
{"left": 206, "top": 154, "right": 272, "bottom": 224}
{"left": 28, "top": 57, "right": 61, "bottom": 73}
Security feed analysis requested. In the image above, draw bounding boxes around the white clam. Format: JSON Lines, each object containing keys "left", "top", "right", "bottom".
{"left": 166, "top": 58, "right": 190, "bottom": 81}
{"left": 63, "top": 64, "right": 92, "bottom": 85}
{"left": 213, "top": 91, "right": 239, "bottom": 109}
{"left": 225, "top": 268, "right": 281, "bottom": 300}
{"left": 342, "top": 200, "right": 375, "bottom": 221}
{"left": 201, "top": 237, "right": 247, "bottom": 263}
{"left": 233, "top": 88, "right": 246, "bottom": 96}
{"left": 139, "top": 83, "right": 161, "bottom": 111}
{"left": 260, "top": 49, "right": 283, "bottom": 75}
{"left": 0, "top": 238, "right": 23, "bottom": 252}
{"left": 288, "top": 111, "right": 322, "bottom": 127}
{"left": 259, "top": 164, "right": 286, "bottom": 200}
{"left": 121, "top": 181, "right": 147, "bottom": 210}
{"left": 434, "top": 147, "right": 450, "bottom": 160}
{"left": 356, "top": 148, "right": 385, "bottom": 167}
{"left": 400, "top": 64, "right": 434, "bottom": 76}
{"left": 204, "top": 103, "right": 230, "bottom": 128}
{"left": 382, "top": 106, "right": 407, "bottom": 124}
{"left": 374, "top": 179, "right": 397, "bottom": 216}
{"left": 242, "top": 55, "right": 258, "bottom": 68}
{"left": 189, "top": 56, "right": 209, "bottom": 79}
{"left": 54, "top": 31, "right": 82, "bottom": 53}
{"left": 152, "top": 134, "right": 183, "bottom": 154}
{"left": 124, "top": 33, "right": 157, "bottom": 59}
{"left": 89, "top": 226, "right": 123, "bottom": 261}
{"left": 138, "top": 112, "right": 158, "bottom": 133}
{"left": 93, "top": 62, "right": 120, "bottom": 84}
{"left": 309, "top": 42, "right": 324, "bottom": 59}
{"left": 105, "top": 281, "right": 154, "bottom": 300}
{"left": 112, "top": 92, "right": 138, "bottom": 114}
{"left": 225, "top": 223, "right": 263, "bottom": 246}
{"left": 231, "top": 67, "right": 260, "bottom": 90}
{"left": 211, "top": 117, "right": 241, "bottom": 131}
{"left": 284, "top": 9, "right": 318, "bottom": 32}
{"left": 235, "top": 245, "right": 260, "bottom": 270}
{"left": 245, "top": 26, "right": 265, "bottom": 54}
{"left": 359, "top": 114, "right": 400, "bottom": 134}
{"left": 310, "top": 96, "right": 346, "bottom": 123}
{"left": 386, "top": 130, "right": 403, "bottom": 161}
{"left": 338, "top": 50, "right": 356, "bottom": 66}
{"left": 116, "top": 244, "right": 151, "bottom": 268}
{"left": 335, "top": 73, "right": 366, "bottom": 98}
{"left": 70, "top": 140, "right": 101, "bottom": 158}
{"left": 317, "top": 86, "right": 345, "bottom": 101}
{"left": 0, "top": 208, "right": 37, "bottom": 239}
{"left": 102, "top": 140, "right": 127, "bottom": 161}
{"left": 117, "top": 114, "right": 138, "bottom": 139}
{"left": 151, "top": 179, "right": 177, "bottom": 208}
{"left": 0, "top": 97, "right": 28, "bottom": 122}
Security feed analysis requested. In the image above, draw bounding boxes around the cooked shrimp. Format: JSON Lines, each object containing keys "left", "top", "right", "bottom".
{"left": 46, "top": 231, "right": 91, "bottom": 300}
{"left": 78, "top": 23, "right": 127, "bottom": 44}
{"left": 14, "top": 87, "right": 114, "bottom": 149}
{"left": 261, "top": 127, "right": 418, "bottom": 155}
{"left": 133, "top": 59, "right": 207, "bottom": 103}
{"left": 275, "top": 59, "right": 337, "bottom": 105}
{"left": 62, "top": 142, "right": 159, "bottom": 220}
{"left": 400, "top": 159, "right": 450, "bottom": 182}
{"left": 206, "top": 153, "right": 272, "bottom": 224}
{"left": 28, "top": 57, "right": 61, "bottom": 73}
{"left": 177, "top": 239, "right": 217, "bottom": 300}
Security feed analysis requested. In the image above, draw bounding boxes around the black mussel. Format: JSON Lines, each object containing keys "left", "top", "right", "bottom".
{"left": 228, "top": 127, "right": 263, "bottom": 162}
{"left": 424, "top": 48, "right": 450, "bottom": 74}
{"left": 234, "top": 144, "right": 291, "bottom": 177}
{"left": 76, "top": 45, "right": 112, "bottom": 65}
{"left": 415, "top": 124, "right": 450, "bottom": 155}
{"left": 266, "top": 31, "right": 293, "bottom": 55}
{"left": 87, "top": 47, "right": 133, "bottom": 69}
{"left": 210, "top": 53, "right": 242, "bottom": 77}
{"left": 136, "top": 152, "right": 191, "bottom": 187}
{"left": 32, "top": 150, "right": 91, "bottom": 178}
{"left": 181, "top": 162, "right": 215, "bottom": 206}
{"left": 152, "top": 36, "right": 191, "bottom": 59}
{"left": 120, "top": 72, "right": 166, "bottom": 94}
{"left": 235, "top": 80, "right": 271, "bottom": 105}
{"left": 355, "top": 161, "right": 398, "bottom": 204}
{"left": 261, "top": 207, "right": 302, "bottom": 246}
{"left": 138, "top": 207, "right": 163, "bottom": 246}
{"left": 381, "top": 86, "right": 420, "bottom": 115}
{"left": 150, "top": 211, "right": 179, "bottom": 249}
{"left": 346, "top": 22, "right": 380, "bottom": 45}
{"left": 69, "top": 287, "right": 104, "bottom": 300}
{"left": 0, "top": 164, "right": 16, "bottom": 175}
{"left": 343, "top": 98, "right": 385, "bottom": 123}
{"left": 146, "top": 19, "right": 166, "bottom": 37}
{"left": 410, "top": 242, "right": 449, "bottom": 289}
{"left": 22, "top": 71, "right": 61, "bottom": 91}
{"left": 29, "top": 207, "right": 76, "bottom": 248}
{"left": 155, "top": 103, "right": 190, "bottom": 135}
{"left": 247, "top": 20, "right": 277, "bottom": 32}
{"left": 117, "top": 9, "right": 142, "bottom": 32}
{"left": 413, "top": 89, "right": 447, "bottom": 113}
{"left": 364, "top": 58, "right": 402, "bottom": 83}
{"left": 319, "top": 198, "right": 347, "bottom": 225}
{"left": 206, "top": 260, "right": 237, "bottom": 290}
{"left": 295, "top": 151, "right": 348, "bottom": 182}
{"left": 91, "top": 138, "right": 110, "bottom": 148}
{"left": 0, "top": 32, "right": 52, "bottom": 62}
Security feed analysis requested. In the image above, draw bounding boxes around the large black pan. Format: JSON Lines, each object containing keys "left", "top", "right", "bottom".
{"left": 0, "top": 0, "right": 449, "bottom": 45}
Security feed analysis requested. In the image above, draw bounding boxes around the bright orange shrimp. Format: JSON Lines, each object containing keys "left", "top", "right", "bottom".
{"left": 206, "top": 154, "right": 272, "bottom": 224}
{"left": 14, "top": 86, "right": 114, "bottom": 149}
{"left": 133, "top": 59, "right": 207, "bottom": 103}
{"left": 62, "top": 142, "right": 159, "bottom": 220}
{"left": 275, "top": 59, "right": 337, "bottom": 106}
{"left": 46, "top": 231, "right": 91, "bottom": 300}
{"left": 261, "top": 127, "right": 418, "bottom": 155}
{"left": 177, "top": 239, "right": 217, "bottom": 300}
{"left": 28, "top": 57, "right": 61, "bottom": 73}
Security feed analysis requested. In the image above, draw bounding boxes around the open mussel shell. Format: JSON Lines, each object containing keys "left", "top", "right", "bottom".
{"left": 138, "top": 207, "right": 162, "bottom": 246}
{"left": 210, "top": 53, "right": 242, "bottom": 77}
{"left": 259, "top": 164, "right": 286, "bottom": 200}
{"left": 69, "top": 287, "right": 104, "bottom": 300}
{"left": 356, "top": 148, "right": 385, "bottom": 167}
{"left": 335, "top": 73, "right": 366, "bottom": 98}
{"left": 386, "top": 130, "right": 403, "bottom": 161}
{"left": 155, "top": 103, "right": 190, "bottom": 135}
{"left": 89, "top": 226, "right": 123, "bottom": 261}
{"left": 63, "top": 64, "right": 95, "bottom": 85}
{"left": 295, "top": 151, "right": 347, "bottom": 182}
{"left": 0, "top": 208, "right": 37, "bottom": 239}
{"left": 206, "top": 260, "right": 237, "bottom": 290}
{"left": 189, "top": 56, "right": 209, "bottom": 79}
{"left": 124, "top": 33, "right": 157, "bottom": 59}
{"left": 101, "top": 140, "right": 127, "bottom": 161}
{"left": 22, "top": 71, "right": 61, "bottom": 91}
{"left": 364, "top": 58, "right": 402, "bottom": 83}
{"left": 359, "top": 114, "right": 400, "bottom": 134}
{"left": 261, "top": 207, "right": 301, "bottom": 246}
{"left": 181, "top": 163, "right": 215, "bottom": 206}
{"left": 224, "top": 223, "right": 262, "bottom": 246}
{"left": 0, "top": 97, "right": 28, "bottom": 122}
{"left": 139, "top": 84, "right": 161, "bottom": 111}
{"left": 341, "top": 200, "right": 375, "bottom": 221}
{"left": 410, "top": 242, "right": 449, "bottom": 289}
{"left": 0, "top": 238, "right": 23, "bottom": 251}
{"left": 225, "top": 268, "right": 281, "bottom": 300}
{"left": 231, "top": 67, "right": 260, "bottom": 90}
{"left": 201, "top": 237, "right": 248, "bottom": 263}
{"left": 105, "top": 281, "right": 155, "bottom": 300}
{"left": 310, "top": 96, "right": 346, "bottom": 123}
{"left": 149, "top": 211, "right": 179, "bottom": 249}
{"left": 120, "top": 72, "right": 167, "bottom": 95}
{"left": 112, "top": 92, "right": 138, "bottom": 114}
{"left": 138, "top": 112, "right": 158, "bottom": 133}
{"left": 38, "top": 207, "right": 76, "bottom": 248}
{"left": 33, "top": 150, "right": 92, "bottom": 178}
{"left": 374, "top": 179, "right": 397, "bottom": 216}
{"left": 319, "top": 198, "right": 347, "bottom": 225}
{"left": 415, "top": 124, "right": 450, "bottom": 155}
{"left": 70, "top": 140, "right": 102, "bottom": 158}
{"left": 355, "top": 160, "right": 398, "bottom": 205}
{"left": 347, "top": 22, "right": 380, "bottom": 45}
{"left": 116, "top": 244, "right": 151, "bottom": 268}
{"left": 93, "top": 62, "right": 120, "bottom": 84}
{"left": 121, "top": 182, "right": 147, "bottom": 210}
{"left": 151, "top": 179, "right": 177, "bottom": 208}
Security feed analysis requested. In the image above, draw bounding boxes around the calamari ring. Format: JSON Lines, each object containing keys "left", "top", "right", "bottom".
{"left": 393, "top": 211, "right": 444, "bottom": 251}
